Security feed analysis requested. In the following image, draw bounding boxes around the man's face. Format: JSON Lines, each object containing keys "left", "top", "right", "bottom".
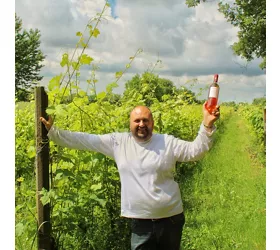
{"left": 130, "top": 106, "right": 154, "bottom": 142}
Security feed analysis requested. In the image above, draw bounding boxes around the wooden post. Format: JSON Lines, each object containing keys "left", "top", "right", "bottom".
{"left": 35, "top": 87, "right": 51, "bottom": 250}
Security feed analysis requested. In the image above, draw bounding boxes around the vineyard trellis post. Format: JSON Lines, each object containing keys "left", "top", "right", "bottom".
{"left": 35, "top": 87, "right": 51, "bottom": 250}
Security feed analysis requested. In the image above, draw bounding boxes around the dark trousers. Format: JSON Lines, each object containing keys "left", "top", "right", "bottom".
{"left": 130, "top": 212, "right": 185, "bottom": 250}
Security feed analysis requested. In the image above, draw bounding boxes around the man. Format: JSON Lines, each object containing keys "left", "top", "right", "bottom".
{"left": 40, "top": 102, "right": 220, "bottom": 250}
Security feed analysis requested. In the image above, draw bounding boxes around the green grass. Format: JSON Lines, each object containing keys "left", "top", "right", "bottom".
{"left": 180, "top": 113, "right": 266, "bottom": 250}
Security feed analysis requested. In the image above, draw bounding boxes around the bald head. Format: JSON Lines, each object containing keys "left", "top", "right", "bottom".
{"left": 130, "top": 106, "right": 153, "bottom": 120}
{"left": 130, "top": 106, "right": 154, "bottom": 142}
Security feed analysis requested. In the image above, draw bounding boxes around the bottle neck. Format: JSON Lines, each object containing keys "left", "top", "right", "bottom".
{"left": 213, "top": 74, "right": 219, "bottom": 83}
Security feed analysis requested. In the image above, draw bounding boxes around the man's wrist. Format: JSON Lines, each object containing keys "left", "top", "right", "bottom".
{"left": 203, "top": 123, "right": 213, "bottom": 129}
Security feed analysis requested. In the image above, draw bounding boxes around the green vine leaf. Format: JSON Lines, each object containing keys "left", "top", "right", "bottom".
{"left": 60, "top": 53, "right": 69, "bottom": 67}
{"left": 55, "top": 104, "right": 68, "bottom": 116}
{"left": 79, "top": 54, "right": 94, "bottom": 65}
{"left": 15, "top": 222, "right": 24, "bottom": 236}
{"left": 97, "top": 91, "right": 106, "bottom": 100}
{"left": 91, "top": 28, "right": 100, "bottom": 38}
{"left": 115, "top": 71, "right": 123, "bottom": 79}
{"left": 90, "top": 183, "right": 102, "bottom": 191}
{"left": 106, "top": 82, "right": 118, "bottom": 92}
{"left": 46, "top": 105, "right": 55, "bottom": 115}
{"left": 71, "top": 61, "right": 80, "bottom": 71}
{"left": 39, "top": 188, "right": 55, "bottom": 206}
{"left": 48, "top": 74, "right": 62, "bottom": 91}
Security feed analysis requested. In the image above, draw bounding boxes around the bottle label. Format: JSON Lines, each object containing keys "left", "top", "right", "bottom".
{"left": 209, "top": 87, "right": 219, "bottom": 98}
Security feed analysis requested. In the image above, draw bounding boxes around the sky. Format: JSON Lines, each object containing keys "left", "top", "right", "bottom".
{"left": 14, "top": 0, "right": 266, "bottom": 103}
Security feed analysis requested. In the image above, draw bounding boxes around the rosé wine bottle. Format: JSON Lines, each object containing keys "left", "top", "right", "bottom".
{"left": 206, "top": 74, "right": 219, "bottom": 114}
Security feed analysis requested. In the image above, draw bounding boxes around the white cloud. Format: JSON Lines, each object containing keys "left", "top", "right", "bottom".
{"left": 15, "top": 0, "right": 265, "bottom": 103}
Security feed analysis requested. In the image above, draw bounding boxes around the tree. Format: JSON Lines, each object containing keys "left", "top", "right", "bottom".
{"left": 123, "top": 72, "right": 176, "bottom": 106}
{"left": 15, "top": 14, "right": 46, "bottom": 101}
{"left": 185, "top": 0, "right": 266, "bottom": 70}
{"left": 122, "top": 72, "right": 199, "bottom": 106}
{"left": 252, "top": 97, "right": 266, "bottom": 106}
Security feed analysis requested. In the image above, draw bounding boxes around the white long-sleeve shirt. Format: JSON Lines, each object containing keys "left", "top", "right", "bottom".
{"left": 48, "top": 123, "right": 215, "bottom": 219}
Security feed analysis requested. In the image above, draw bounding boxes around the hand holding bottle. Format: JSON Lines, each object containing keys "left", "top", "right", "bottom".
{"left": 203, "top": 101, "right": 220, "bottom": 130}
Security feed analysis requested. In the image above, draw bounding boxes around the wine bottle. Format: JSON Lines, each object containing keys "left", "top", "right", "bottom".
{"left": 206, "top": 74, "right": 219, "bottom": 114}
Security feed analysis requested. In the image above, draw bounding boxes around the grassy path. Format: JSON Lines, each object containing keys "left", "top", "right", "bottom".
{"left": 180, "top": 113, "right": 266, "bottom": 250}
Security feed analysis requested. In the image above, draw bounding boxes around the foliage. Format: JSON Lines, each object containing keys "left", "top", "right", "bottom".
{"left": 252, "top": 97, "right": 266, "bottom": 107}
{"left": 220, "top": 101, "right": 238, "bottom": 111}
{"left": 123, "top": 72, "right": 199, "bottom": 106}
{"left": 220, "top": 101, "right": 236, "bottom": 107}
{"left": 239, "top": 104, "right": 266, "bottom": 165}
{"left": 15, "top": 102, "right": 38, "bottom": 250}
{"left": 15, "top": 102, "right": 36, "bottom": 179}
{"left": 15, "top": 14, "right": 46, "bottom": 101}
{"left": 16, "top": 178, "right": 37, "bottom": 250}
{"left": 218, "top": 0, "right": 266, "bottom": 69}
{"left": 186, "top": 0, "right": 266, "bottom": 70}
{"left": 185, "top": 0, "right": 206, "bottom": 7}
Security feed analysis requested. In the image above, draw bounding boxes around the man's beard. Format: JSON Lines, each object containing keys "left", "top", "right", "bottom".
{"left": 134, "top": 127, "right": 151, "bottom": 140}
